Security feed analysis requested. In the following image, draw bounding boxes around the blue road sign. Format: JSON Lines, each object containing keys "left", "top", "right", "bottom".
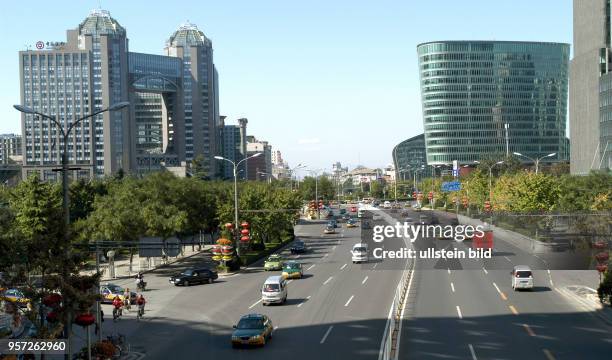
{"left": 441, "top": 181, "right": 461, "bottom": 192}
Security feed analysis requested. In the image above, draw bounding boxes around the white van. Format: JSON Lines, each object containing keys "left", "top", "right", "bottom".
{"left": 358, "top": 208, "right": 365, "bottom": 218}
{"left": 511, "top": 265, "right": 534, "bottom": 291}
{"left": 351, "top": 243, "right": 369, "bottom": 263}
{"left": 383, "top": 201, "right": 391, "bottom": 209}
{"left": 261, "top": 276, "right": 288, "bottom": 305}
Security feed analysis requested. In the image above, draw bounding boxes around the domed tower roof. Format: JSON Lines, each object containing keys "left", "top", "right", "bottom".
{"left": 166, "top": 22, "right": 211, "bottom": 48}
{"left": 78, "top": 9, "right": 126, "bottom": 36}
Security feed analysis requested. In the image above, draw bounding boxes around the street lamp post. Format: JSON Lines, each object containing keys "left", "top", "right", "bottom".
{"left": 288, "top": 164, "right": 304, "bottom": 191}
{"left": 14, "top": 101, "right": 130, "bottom": 360}
{"left": 395, "top": 167, "right": 411, "bottom": 203}
{"left": 308, "top": 169, "right": 323, "bottom": 219}
{"left": 474, "top": 160, "right": 504, "bottom": 201}
{"left": 214, "top": 153, "right": 262, "bottom": 257}
{"left": 414, "top": 166, "right": 426, "bottom": 206}
{"left": 513, "top": 152, "right": 556, "bottom": 174}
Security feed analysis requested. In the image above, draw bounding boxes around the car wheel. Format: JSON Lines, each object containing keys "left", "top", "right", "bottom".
{"left": 261, "top": 336, "right": 266, "bottom": 346}
{"left": 184, "top": 281, "right": 190, "bottom": 287}
{"left": 262, "top": 302, "right": 267, "bottom": 306}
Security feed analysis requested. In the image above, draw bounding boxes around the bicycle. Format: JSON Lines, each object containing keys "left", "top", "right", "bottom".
{"left": 112, "top": 307, "right": 123, "bottom": 321}
{"left": 107, "top": 333, "right": 130, "bottom": 357}
{"left": 136, "top": 305, "right": 144, "bottom": 321}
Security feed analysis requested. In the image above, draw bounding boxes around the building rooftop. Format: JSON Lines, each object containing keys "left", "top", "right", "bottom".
{"left": 166, "top": 22, "right": 211, "bottom": 48}
{"left": 78, "top": 9, "right": 126, "bottom": 36}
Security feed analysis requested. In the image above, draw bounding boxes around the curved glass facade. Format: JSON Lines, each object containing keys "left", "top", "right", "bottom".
{"left": 392, "top": 134, "right": 429, "bottom": 180}
{"left": 417, "top": 41, "right": 570, "bottom": 165}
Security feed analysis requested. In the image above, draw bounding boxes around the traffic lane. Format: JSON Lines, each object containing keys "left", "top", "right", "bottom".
{"left": 138, "top": 220, "right": 357, "bottom": 353}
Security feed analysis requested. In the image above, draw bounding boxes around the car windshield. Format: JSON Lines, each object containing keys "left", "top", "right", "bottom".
{"left": 263, "top": 284, "right": 280, "bottom": 292}
{"left": 354, "top": 247, "right": 366, "bottom": 253}
{"left": 294, "top": 242, "right": 304, "bottom": 247}
{"left": 108, "top": 285, "right": 123, "bottom": 293}
{"left": 516, "top": 271, "right": 532, "bottom": 278}
{"left": 181, "top": 270, "right": 193, "bottom": 276}
{"left": 267, "top": 256, "right": 280, "bottom": 262}
{"left": 236, "top": 318, "right": 264, "bottom": 330}
{"left": 284, "top": 263, "right": 299, "bottom": 270}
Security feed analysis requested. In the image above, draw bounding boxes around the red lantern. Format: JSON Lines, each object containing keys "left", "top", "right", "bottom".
{"left": 240, "top": 236, "right": 250, "bottom": 242}
{"left": 225, "top": 223, "right": 234, "bottom": 230}
{"left": 74, "top": 313, "right": 95, "bottom": 327}
{"left": 596, "top": 264, "right": 608, "bottom": 273}
{"left": 46, "top": 311, "right": 59, "bottom": 322}
{"left": 221, "top": 245, "right": 233, "bottom": 254}
{"left": 43, "top": 293, "right": 62, "bottom": 307}
{"left": 593, "top": 241, "right": 608, "bottom": 249}
{"left": 241, "top": 222, "right": 249, "bottom": 228}
{"left": 241, "top": 229, "right": 249, "bottom": 235}
{"left": 595, "top": 252, "right": 610, "bottom": 262}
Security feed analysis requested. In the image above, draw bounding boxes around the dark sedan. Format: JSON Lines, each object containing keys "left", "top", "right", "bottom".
{"left": 290, "top": 240, "right": 307, "bottom": 254}
{"left": 170, "top": 268, "right": 218, "bottom": 286}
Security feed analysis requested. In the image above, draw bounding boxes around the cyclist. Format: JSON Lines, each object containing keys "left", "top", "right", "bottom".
{"left": 136, "top": 294, "right": 146, "bottom": 320}
{"left": 123, "top": 288, "right": 131, "bottom": 311}
{"left": 135, "top": 273, "right": 146, "bottom": 292}
{"left": 112, "top": 295, "right": 123, "bottom": 321}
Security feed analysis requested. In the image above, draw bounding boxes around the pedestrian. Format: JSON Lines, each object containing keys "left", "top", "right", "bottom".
{"left": 123, "top": 288, "right": 131, "bottom": 311}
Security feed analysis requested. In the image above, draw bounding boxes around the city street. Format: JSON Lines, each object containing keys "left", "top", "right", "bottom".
{"left": 391, "top": 209, "right": 612, "bottom": 360}
{"left": 93, "top": 213, "right": 408, "bottom": 359}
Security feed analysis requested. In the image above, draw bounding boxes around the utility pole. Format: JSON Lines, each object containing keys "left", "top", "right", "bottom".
{"left": 505, "top": 123, "right": 509, "bottom": 157}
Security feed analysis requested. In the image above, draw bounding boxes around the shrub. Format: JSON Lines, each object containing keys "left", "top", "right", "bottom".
{"left": 597, "top": 270, "right": 612, "bottom": 305}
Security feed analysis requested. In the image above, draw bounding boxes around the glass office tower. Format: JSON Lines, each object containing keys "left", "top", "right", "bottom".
{"left": 417, "top": 41, "right": 569, "bottom": 165}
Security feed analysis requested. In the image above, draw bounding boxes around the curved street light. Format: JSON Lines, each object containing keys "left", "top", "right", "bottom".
{"left": 513, "top": 152, "right": 556, "bottom": 174}
{"left": 214, "top": 152, "right": 261, "bottom": 257}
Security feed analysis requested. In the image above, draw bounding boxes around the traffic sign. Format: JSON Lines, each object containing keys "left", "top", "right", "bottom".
{"left": 441, "top": 181, "right": 461, "bottom": 192}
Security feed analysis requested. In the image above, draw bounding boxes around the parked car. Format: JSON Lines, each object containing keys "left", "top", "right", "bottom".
{"left": 170, "top": 268, "right": 218, "bottom": 286}
{"left": 264, "top": 255, "right": 285, "bottom": 271}
{"left": 281, "top": 261, "right": 303, "bottom": 279}
{"left": 290, "top": 240, "right": 307, "bottom": 254}
{"left": 231, "top": 314, "right": 274, "bottom": 348}
{"left": 100, "top": 283, "right": 136, "bottom": 304}
{"left": 1, "top": 289, "right": 30, "bottom": 308}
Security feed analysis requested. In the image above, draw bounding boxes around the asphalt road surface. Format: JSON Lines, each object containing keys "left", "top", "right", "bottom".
{"left": 394, "top": 208, "right": 612, "bottom": 360}
{"left": 113, "top": 209, "right": 409, "bottom": 360}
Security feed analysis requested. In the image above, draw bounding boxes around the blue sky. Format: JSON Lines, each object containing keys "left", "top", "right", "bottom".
{"left": 0, "top": 0, "right": 572, "bottom": 172}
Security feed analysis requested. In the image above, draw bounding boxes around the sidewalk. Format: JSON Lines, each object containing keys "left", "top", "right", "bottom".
{"left": 83, "top": 245, "right": 214, "bottom": 281}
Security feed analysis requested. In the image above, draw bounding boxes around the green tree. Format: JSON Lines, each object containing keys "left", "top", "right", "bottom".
{"left": 191, "top": 154, "right": 209, "bottom": 180}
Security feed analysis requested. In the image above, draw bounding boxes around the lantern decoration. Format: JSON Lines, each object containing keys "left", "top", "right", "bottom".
{"left": 46, "top": 311, "right": 59, "bottom": 323}
{"left": 240, "top": 236, "right": 250, "bottom": 242}
{"left": 241, "top": 229, "right": 249, "bottom": 236}
{"left": 484, "top": 201, "right": 491, "bottom": 212}
{"left": 224, "top": 222, "right": 234, "bottom": 230}
{"left": 596, "top": 264, "right": 608, "bottom": 273}
{"left": 595, "top": 252, "right": 610, "bottom": 262}
{"left": 593, "top": 241, "right": 608, "bottom": 250}
{"left": 74, "top": 313, "right": 95, "bottom": 327}
{"left": 221, "top": 245, "right": 233, "bottom": 254}
{"left": 241, "top": 222, "right": 250, "bottom": 228}
{"left": 43, "top": 293, "right": 62, "bottom": 307}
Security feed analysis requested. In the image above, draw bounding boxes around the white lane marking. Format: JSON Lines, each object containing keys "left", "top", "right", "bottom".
{"left": 523, "top": 323, "right": 535, "bottom": 336}
{"left": 287, "top": 279, "right": 293, "bottom": 284}
{"left": 543, "top": 349, "right": 555, "bottom": 360}
{"left": 344, "top": 295, "right": 355, "bottom": 307}
{"left": 295, "top": 254, "right": 301, "bottom": 259}
{"left": 340, "top": 263, "right": 347, "bottom": 270}
{"left": 373, "top": 263, "right": 378, "bottom": 269}
{"left": 323, "top": 276, "right": 333, "bottom": 285}
{"left": 323, "top": 253, "right": 328, "bottom": 258}
{"left": 482, "top": 267, "right": 488, "bottom": 274}
{"left": 547, "top": 269, "right": 554, "bottom": 287}
{"left": 456, "top": 305, "right": 463, "bottom": 319}
{"left": 447, "top": 268, "right": 451, "bottom": 274}
{"left": 504, "top": 256, "right": 512, "bottom": 262}
{"left": 320, "top": 325, "right": 333, "bottom": 344}
{"left": 306, "top": 264, "right": 315, "bottom": 271}
{"left": 332, "top": 245, "right": 337, "bottom": 250}
{"left": 297, "top": 295, "right": 311, "bottom": 308}
{"left": 492, "top": 282, "right": 508, "bottom": 300}
{"left": 509, "top": 305, "right": 519, "bottom": 315}
{"left": 450, "top": 282, "right": 455, "bottom": 293}
{"left": 468, "top": 344, "right": 477, "bottom": 360}
{"left": 362, "top": 276, "right": 369, "bottom": 285}
{"left": 248, "top": 299, "right": 262, "bottom": 309}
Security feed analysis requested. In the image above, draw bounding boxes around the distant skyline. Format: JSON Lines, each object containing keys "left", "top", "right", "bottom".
{"left": 0, "top": 0, "right": 572, "bottom": 171}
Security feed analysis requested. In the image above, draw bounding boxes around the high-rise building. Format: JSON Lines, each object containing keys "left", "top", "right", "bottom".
{"left": 571, "top": 0, "right": 612, "bottom": 172}
{"left": 18, "top": 10, "right": 221, "bottom": 179}
{"left": 221, "top": 117, "right": 248, "bottom": 180}
{"left": 417, "top": 41, "right": 569, "bottom": 166}
{"left": 0, "top": 134, "right": 22, "bottom": 165}
{"left": 165, "top": 22, "right": 220, "bottom": 176}
{"left": 246, "top": 136, "right": 272, "bottom": 181}
{"left": 392, "top": 134, "right": 429, "bottom": 181}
